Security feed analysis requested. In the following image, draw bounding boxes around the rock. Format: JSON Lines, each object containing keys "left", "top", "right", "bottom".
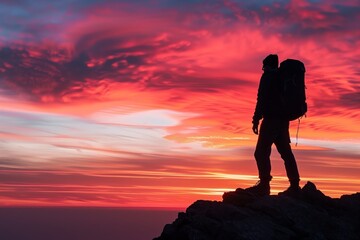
{"left": 154, "top": 182, "right": 360, "bottom": 240}
{"left": 222, "top": 188, "right": 258, "bottom": 206}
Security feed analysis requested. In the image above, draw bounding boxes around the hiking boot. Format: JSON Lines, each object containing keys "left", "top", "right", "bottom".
{"left": 279, "top": 185, "right": 301, "bottom": 197}
{"left": 243, "top": 180, "right": 270, "bottom": 197}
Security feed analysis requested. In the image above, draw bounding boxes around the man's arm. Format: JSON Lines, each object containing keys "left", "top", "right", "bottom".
{"left": 252, "top": 74, "right": 266, "bottom": 134}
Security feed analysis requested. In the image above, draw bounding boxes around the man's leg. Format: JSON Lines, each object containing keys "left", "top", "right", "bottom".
{"left": 254, "top": 119, "right": 274, "bottom": 182}
{"left": 244, "top": 119, "right": 274, "bottom": 196}
{"left": 274, "top": 121, "right": 300, "bottom": 185}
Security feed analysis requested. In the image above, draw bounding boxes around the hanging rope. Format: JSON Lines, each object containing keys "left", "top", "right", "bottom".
{"left": 295, "top": 117, "right": 303, "bottom": 146}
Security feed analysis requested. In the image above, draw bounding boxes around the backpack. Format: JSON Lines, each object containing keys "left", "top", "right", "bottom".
{"left": 279, "top": 59, "right": 307, "bottom": 121}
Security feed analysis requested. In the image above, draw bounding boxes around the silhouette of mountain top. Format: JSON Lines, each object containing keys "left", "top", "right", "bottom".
{"left": 154, "top": 182, "right": 360, "bottom": 240}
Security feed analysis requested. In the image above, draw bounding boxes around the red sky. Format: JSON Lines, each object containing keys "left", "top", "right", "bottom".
{"left": 0, "top": 0, "right": 359, "bottom": 209}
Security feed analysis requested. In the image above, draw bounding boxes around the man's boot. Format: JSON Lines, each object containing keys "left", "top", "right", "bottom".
{"left": 279, "top": 180, "right": 301, "bottom": 196}
{"left": 243, "top": 180, "right": 270, "bottom": 197}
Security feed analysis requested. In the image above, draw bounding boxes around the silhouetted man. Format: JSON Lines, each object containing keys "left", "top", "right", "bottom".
{"left": 245, "top": 54, "right": 301, "bottom": 196}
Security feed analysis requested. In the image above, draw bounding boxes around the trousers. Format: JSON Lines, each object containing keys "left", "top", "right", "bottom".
{"left": 254, "top": 117, "right": 300, "bottom": 182}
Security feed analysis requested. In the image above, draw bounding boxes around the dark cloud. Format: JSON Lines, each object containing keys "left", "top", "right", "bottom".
{"left": 219, "top": 0, "right": 360, "bottom": 40}
{"left": 0, "top": 45, "right": 150, "bottom": 102}
{"left": 0, "top": 1, "right": 83, "bottom": 42}
{"left": 0, "top": 158, "right": 31, "bottom": 167}
{"left": 339, "top": 92, "right": 360, "bottom": 109}
{"left": 0, "top": 0, "right": 359, "bottom": 103}
{"left": 1, "top": 0, "right": 359, "bottom": 42}
{"left": 0, "top": 26, "right": 251, "bottom": 102}
{"left": 0, "top": 47, "right": 83, "bottom": 101}
{"left": 146, "top": 72, "right": 251, "bottom": 92}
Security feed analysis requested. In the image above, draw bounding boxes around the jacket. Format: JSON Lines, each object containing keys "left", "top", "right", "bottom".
{"left": 253, "top": 68, "right": 286, "bottom": 123}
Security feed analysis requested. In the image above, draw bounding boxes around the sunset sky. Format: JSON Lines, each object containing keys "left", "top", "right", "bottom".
{"left": 0, "top": 0, "right": 359, "bottom": 209}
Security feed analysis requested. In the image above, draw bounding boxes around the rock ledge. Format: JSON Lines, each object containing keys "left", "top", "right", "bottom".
{"left": 154, "top": 182, "right": 360, "bottom": 240}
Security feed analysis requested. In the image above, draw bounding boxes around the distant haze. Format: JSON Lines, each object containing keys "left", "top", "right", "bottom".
{"left": 0, "top": 207, "right": 178, "bottom": 240}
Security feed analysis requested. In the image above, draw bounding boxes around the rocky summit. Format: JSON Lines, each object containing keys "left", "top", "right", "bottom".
{"left": 154, "top": 182, "right": 360, "bottom": 240}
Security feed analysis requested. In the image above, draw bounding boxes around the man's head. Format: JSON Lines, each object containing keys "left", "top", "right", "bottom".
{"left": 262, "top": 54, "right": 279, "bottom": 70}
